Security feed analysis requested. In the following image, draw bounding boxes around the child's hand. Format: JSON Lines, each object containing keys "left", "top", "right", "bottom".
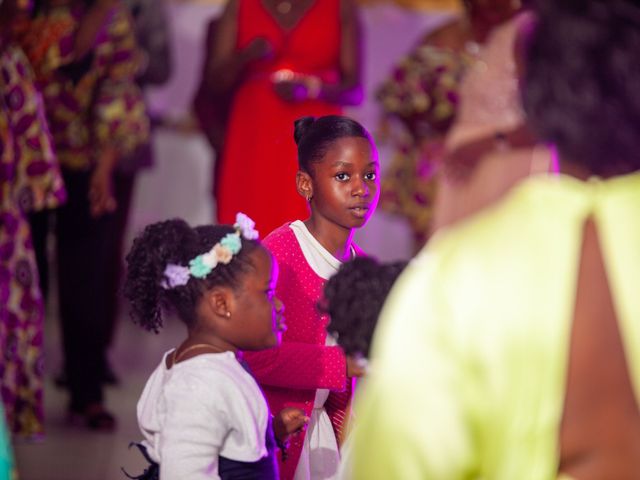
{"left": 347, "top": 355, "right": 366, "bottom": 378}
{"left": 273, "top": 407, "right": 309, "bottom": 444}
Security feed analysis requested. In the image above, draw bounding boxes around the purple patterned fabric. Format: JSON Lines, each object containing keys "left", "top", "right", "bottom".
{"left": 0, "top": 44, "right": 62, "bottom": 438}
{"left": 22, "top": 5, "right": 149, "bottom": 171}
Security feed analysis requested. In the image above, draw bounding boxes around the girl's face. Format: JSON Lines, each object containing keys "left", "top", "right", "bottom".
{"left": 230, "top": 247, "right": 285, "bottom": 350}
{"left": 307, "top": 137, "right": 380, "bottom": 230}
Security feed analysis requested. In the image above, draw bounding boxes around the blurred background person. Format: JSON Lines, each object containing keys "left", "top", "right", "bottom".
{"left": 100, "top": 0, "right": 172, "bottom": 386}
{"left": 432, "top": 3, "right": 545, "bottom": 232}
{"left": 376, "top": 0, "right": 521, "bottom": 250}
{"left": 351, "top": 0, "right": 640, "bottom": 477}
{"left": 207, "top": 0, "right": 364, "bottom": 235}
{"left": 18, "top": 0, "right": 149, "bottom": 430}
{"left": 192, "top": 16, "right": 232, "bottom": 202}
{"left": 0, "top": 0, "right": 65, "bottom": 440}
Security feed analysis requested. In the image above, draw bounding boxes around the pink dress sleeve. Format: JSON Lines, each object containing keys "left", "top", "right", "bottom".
{"left": 243, "top": 343, "right": 346, "bottom": 391}
{"left": 244, "top": 225, "right": 347, "bottom": 392}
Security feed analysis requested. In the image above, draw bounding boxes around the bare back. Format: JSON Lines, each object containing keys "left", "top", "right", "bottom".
{"left": 559, "top": 218, "right": 640, "bottom": 478}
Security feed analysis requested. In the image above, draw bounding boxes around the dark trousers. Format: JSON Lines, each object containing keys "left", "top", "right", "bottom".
{"left": 29, "top": 209, "right": 51, "bottom": 301}
{"left": 29, "top": 169, "right": 136, "bottom": 407}
{"left": 56, "top": 169, "right": 116, "bottom": 410}
{"left": 104, "top": 171, "right": 137, "bottom": 348}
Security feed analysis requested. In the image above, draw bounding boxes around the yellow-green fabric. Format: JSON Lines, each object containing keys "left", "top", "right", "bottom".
{"left": 351, "top": 173, "right": 640, "bottom": 479}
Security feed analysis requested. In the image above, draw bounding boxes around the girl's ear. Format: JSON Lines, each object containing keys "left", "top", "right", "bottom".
{"left": 204, "top": 286, "right": 235, "bottom": 319}
{"left": 296, "top": 170, "right": 313, "bottom": 202}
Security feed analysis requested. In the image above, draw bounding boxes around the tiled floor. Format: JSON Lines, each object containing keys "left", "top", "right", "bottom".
{"left": 13, "top": 300, "right": 185, "bottom": 480}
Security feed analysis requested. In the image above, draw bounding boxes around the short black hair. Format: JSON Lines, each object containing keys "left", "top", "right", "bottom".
{"left": 294, "top": 115, "right": 371, "bottom": 174}
{"left": 319, "top": 257, "right": 407, "bottom": 358}
{"left": 523, "top": 0, "right": 640, "bottom": 176}
{"left": 124, "top": 219, "right": 260, "bottom": 333}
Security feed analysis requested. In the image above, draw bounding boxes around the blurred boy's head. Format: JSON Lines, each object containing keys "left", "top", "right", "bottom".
{"left": 320, "top": 257, "right": 407, "bottom": 359}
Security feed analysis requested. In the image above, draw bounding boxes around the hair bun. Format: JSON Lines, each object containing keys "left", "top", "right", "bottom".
{"left": 293, "top": 116, "right": 316, "bottom": 145}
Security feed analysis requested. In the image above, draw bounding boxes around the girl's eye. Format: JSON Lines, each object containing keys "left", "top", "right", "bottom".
{"left": 365, "top": 172, "right": 377, "bottom": 181}
{"left": 335, "top": 172, "right": 350, "bottom": 182}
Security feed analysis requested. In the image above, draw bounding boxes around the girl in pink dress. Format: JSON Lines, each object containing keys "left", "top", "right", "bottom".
{"left": 244, "top": 115, "right": 380, "bottom": 480}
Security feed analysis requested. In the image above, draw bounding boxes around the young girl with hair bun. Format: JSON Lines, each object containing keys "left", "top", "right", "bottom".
{"left": 124, "top": 214, "right": 308, "bottom": 480}
{"left": 244, "top": 115, "right": 380, "bottom": 480}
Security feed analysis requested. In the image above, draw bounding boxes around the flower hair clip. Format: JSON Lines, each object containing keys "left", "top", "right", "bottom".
{"left": 161, "top": 213, "right": 259, "bottom": 289}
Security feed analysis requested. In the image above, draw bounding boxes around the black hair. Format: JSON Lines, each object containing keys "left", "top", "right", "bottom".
{"left": 523, "top": 0, "right": 640, "bottom": 176}
{"left": 319, "top": 257, "right": 407, "bottom": 358}
{"left": 124, "top": 219, "right": 261, "bottom": 333}
{"left": 294, "top": 115, "right": 371, "bottom": 174}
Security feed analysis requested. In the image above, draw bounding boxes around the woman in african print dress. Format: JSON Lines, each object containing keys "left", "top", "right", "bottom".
{"left": 0, "top": 0, "right": 66, "bottom": 439}
{"left": 377, "top": 0, "right": 521, "bottom": 250}
{"left": 18, "top": 0, "right": 148, "bottom": 430}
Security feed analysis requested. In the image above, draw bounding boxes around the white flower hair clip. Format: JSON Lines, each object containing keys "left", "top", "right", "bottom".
{"left": 161, "top": 213, "right": 259, "bottom": 289}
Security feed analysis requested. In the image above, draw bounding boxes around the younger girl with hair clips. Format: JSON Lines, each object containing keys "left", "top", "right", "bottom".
{"left": 244, "top": 115, "right": 380, "bottom": 480}
{"left": 124, "top": 213, "right": 308, "bottom": 479}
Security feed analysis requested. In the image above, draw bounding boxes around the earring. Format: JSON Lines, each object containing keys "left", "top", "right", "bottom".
{"left": 306, "top": 194, "right": 312, "bottom": 202}
{"left": 225, "top": 312, "right": 231, "bottom": 318}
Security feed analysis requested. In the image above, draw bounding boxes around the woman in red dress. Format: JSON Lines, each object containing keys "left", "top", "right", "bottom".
{"left": 208, "top": 0, "right": 363, "bottom": 235}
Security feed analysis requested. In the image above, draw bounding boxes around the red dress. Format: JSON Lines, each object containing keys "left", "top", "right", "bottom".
{"left": 216, "top": 0, "right": 342, "bottom": 235}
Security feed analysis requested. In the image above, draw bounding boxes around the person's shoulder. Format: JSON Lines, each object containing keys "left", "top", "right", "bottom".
{"left": 166, "top": 355, "right": 248, "bottom": 400}
{"left": 427, "top": 176, "right": 582, "bottom": 277}
{"left": 263, "top": 223, "right": 296, "bottom": 252}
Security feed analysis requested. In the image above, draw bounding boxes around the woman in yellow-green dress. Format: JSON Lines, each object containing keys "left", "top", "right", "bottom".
{"left": 351, "top": 0, "right": 640, "bottom": 478}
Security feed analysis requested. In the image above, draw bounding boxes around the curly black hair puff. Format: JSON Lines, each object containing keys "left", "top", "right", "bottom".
{"left": 524, "top": 0, "right": 640, "bottom": 176}
{"left": 319, "top": 257, "right": 407, "bottom": 358}
{"left": 124, "top": 219, "right": 260, "bottom": 333}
